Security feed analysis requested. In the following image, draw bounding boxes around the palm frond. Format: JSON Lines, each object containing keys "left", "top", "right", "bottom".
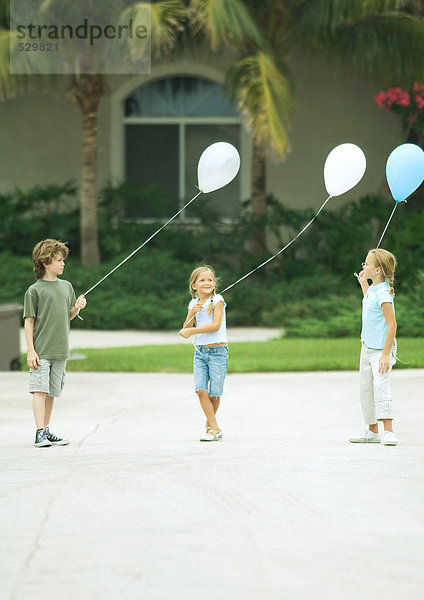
{"left": 0, "top": 0, "right": 9, "bottom": 29}
{"left": 227, "top": 51, "right": 294, "bottom": 159}
{"left": 40, "top": 0, "right": 129, "bottom": 28}
{"left": 0, "top": 31, "right": 17, "bottom": 100}
{"left": 291, "top": 0, "right": 413, "bottom": 39}
{"left": 189, "top": 0, "right": 264, "bottom": 50}
{"left": 290, "top": 0, "right": 424, "bottom": 83}
{"left": 329, "top": 14, "right": 424, "bottom": 83}
{"left": 120, "top": 1, "right": 187, "bottom": 57}
{"left": 0, "top": 31, "right": 48, "bottom": 101}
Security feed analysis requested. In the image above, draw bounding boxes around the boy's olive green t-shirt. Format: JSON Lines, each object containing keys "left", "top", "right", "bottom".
{"left": 23, "top": 279, "right": 76, "bottom": 360}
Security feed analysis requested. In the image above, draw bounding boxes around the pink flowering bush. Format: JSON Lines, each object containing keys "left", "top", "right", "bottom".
{"left": 375, "top": 83, "right": 424, "bottom": 139}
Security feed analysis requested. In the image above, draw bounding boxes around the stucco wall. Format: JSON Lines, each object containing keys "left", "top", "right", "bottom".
{"left": 0, "top": 80, "right": 110, "bottom": 201}
{"left": 0, "top": 51, "right": 402, "bottom": 210}
{"left": 268, "top": 54, "right": 402, "bottom": 210}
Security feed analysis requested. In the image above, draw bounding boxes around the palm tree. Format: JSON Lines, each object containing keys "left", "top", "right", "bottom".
{"left": 2, "top": 0, "right": 424, "bottom": 261}
{"left": 190, "top": 0, "right": 293, "bottom": 253}
{"left": 66, "top": 1, "right": 188, "bottom": 265}
{"left": 0, "top": 0, "right": 187, "bottom": 265}
{"left": 190, "top": 0, "right": 424, "bottom": 253}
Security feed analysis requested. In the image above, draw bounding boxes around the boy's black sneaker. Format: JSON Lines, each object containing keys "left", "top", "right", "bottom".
{"left": 34, "top": 428, "right": 52, "bottom": 448}
{"left": 45, "top": 426, "right": 70, "bottom": 446}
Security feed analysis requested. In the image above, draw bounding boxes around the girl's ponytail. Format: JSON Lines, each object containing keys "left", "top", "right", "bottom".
{"left": 369, "top": 248, "right": 396, "bottom": 296}
{"left": 207, "top": 294, "right": 215, "bottom": 315}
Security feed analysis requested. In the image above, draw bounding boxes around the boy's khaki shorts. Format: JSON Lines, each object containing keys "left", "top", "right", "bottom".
{"left": 29, "top": 359, "right": 67, "bottom": 398}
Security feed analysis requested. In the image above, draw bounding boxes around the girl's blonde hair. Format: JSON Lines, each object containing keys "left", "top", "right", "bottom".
{"left": 32, "top": 239, "right": 69, "bottom": 279}
{"left": 368, "top": 248, "right": 397, "bottom": 295}
{"left": 189, "top": 264, "right": 219, "bottom": 315}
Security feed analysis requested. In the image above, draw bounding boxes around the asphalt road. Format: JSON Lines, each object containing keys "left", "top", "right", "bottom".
{"left": 1, "top": 369, "right": 423, "bottom": 600}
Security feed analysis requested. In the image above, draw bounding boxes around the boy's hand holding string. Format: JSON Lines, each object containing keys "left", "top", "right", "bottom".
{"left": 70, "top": 295, "right": 87, "bottom": 320}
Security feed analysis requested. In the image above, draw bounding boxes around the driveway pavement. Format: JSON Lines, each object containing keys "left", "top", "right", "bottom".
{"left": 1, "top": 369, "right": 423, "bottom": 600}
{"left": 20, "top": 327, "right": 282, "bottom": 350}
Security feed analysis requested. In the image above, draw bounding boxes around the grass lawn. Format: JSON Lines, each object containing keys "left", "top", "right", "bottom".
{"left": 51, "top": 338, "right": 424, "bottom": 373}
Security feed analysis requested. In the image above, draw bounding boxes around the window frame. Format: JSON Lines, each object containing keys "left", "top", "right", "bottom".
{"left": 123, "top": 116, "right": 242, "bottom": 224}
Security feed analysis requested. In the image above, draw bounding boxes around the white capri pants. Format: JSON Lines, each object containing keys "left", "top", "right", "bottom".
{"left": 359, "top": 341, "right": 396, "bottom": 424}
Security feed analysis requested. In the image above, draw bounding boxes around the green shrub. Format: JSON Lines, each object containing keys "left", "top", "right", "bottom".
{"left": 2, "top": 182, "right": 424, "bottom": 332}
{"left": 0, "top": 182, "right": 79, "bottom": 254}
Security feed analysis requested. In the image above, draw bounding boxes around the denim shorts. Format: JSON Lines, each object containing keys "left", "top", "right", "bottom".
{"left": 193, "top": 345, "right": 228, "bottom": 397}
{"left": 29, "top": 359, "right": 67, "bottom": 398}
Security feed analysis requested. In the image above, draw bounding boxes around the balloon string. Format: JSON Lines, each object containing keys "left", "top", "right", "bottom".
{"left": 376, "top": 203, "right": 398, "bottom": 249}
{"left": 77, "top": 190, "right": 202, "bottom": 320}
{"left": 180, "top": 195, "right": 331, "bottom": 341}
{"left": 220, "top": 195, "right": 332, "bottom": 295}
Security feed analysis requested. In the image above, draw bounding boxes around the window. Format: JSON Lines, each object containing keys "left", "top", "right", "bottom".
{"left": 124, "top": 76, "right": 241, "bottom": 220}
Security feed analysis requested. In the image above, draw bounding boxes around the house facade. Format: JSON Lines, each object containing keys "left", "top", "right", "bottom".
{"left": 0, "top": 47, "right": 402, "bottom": 219}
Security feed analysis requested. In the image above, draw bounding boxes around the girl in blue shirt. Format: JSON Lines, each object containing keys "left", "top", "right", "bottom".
{"left": 350, "top": 249, "right": 398, "bottom": 446}
{"left": 179, "top": 265, "right": 228, "bottom": 442}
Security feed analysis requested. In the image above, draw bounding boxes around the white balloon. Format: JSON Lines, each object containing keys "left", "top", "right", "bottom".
{"left": 324, "top": 143, "right": 366, "bottom": 196}
{"left": 197, "top": 142, "right": 241, "bottom": 193}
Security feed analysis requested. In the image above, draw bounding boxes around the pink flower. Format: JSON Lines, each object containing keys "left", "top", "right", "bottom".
{"left": 375, "top": 91, "right": 387, "bottom": 108}
{"left": 375, "top": 83, "right": 424, "bottom": 137}
{"left": 385, "top": 87, "right": 409, "bottom": 106}
{"left": 416, "top": 95, "right": 424, "bottom": 109}
{"left": 398, "top": 92, "right": 410, "bottom": 106}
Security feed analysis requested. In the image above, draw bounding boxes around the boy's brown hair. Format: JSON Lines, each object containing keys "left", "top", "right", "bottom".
{"left": 32, "top": 239, "right": 69, "bottom": 279}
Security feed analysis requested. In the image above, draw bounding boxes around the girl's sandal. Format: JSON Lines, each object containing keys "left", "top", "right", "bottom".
{"left": 206, "top": 427, "right": 223, "bottom": 439}
{"left": 200, "top": 428, "right": 222, "bottom": 442}
{"left": 210, "top": 427, "right": 223, "bottom": 439}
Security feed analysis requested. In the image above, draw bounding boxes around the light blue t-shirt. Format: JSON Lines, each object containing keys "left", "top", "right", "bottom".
{"left": 361, "top": 282, "right": 394, "bottom": 350}
{"left": 188, "top": 294, "right": 227, "bottom": 346}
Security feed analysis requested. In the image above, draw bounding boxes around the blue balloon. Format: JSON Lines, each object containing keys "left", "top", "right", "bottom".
{"left": 386, "top": 143, "right": 424, "bottom": 202}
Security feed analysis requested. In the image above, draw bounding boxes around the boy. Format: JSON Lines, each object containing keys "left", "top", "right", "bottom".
{"left": 24, "top": 239, "right": 87, "bottom": 447}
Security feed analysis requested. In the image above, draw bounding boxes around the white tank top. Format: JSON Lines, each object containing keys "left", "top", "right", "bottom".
{"left": 187, "top": 294, "right": 227, "bottom": 345}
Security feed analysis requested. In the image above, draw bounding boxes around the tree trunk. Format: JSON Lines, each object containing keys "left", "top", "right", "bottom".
{"left": 250, "top": 143, "right": 267, "bottom": 254}
{"left": 68, "top": 74, "right": 106, "bottom": 266}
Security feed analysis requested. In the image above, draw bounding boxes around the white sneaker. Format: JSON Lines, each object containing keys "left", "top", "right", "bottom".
{"left": 349, "top": 428, "right": 381, "bottom": 443}
{"left": 382, "top": 431, "right": 398, "bottom": 446}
